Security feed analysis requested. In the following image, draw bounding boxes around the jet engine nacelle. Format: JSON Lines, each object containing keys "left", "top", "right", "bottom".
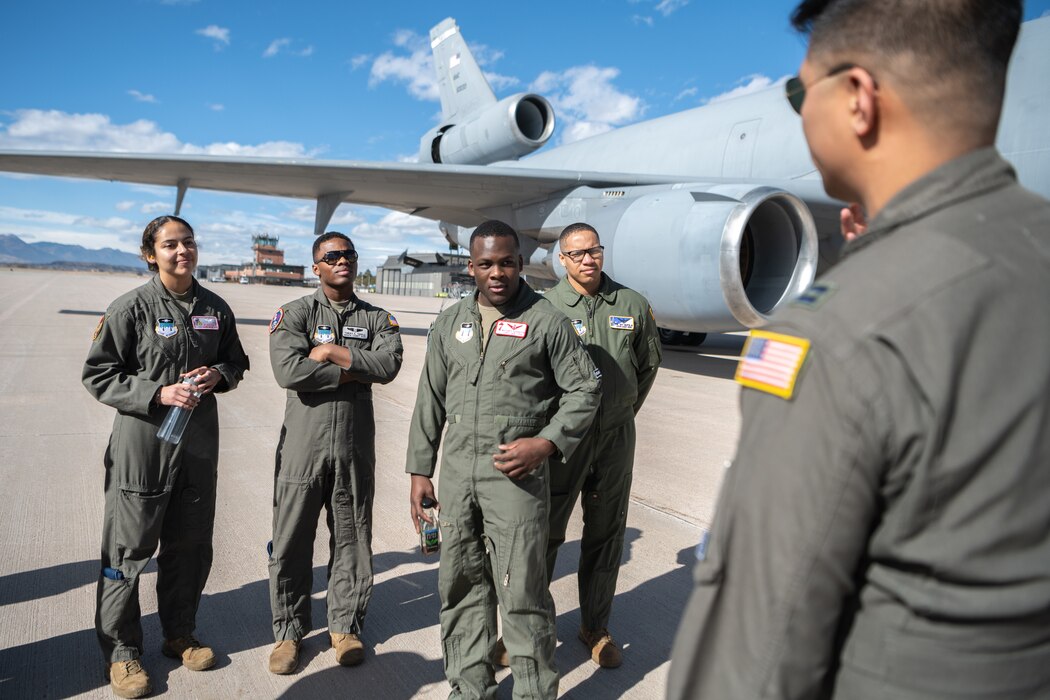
{"left": 420, "top": 93, "right": 555, "bottom": 165}
{"left": 541, "top": 184, "right": 818, "bottom": 332}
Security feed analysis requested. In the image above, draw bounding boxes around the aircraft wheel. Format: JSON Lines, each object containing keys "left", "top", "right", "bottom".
{"left": 659, "top": 328, "right": 683, "bottom": 345}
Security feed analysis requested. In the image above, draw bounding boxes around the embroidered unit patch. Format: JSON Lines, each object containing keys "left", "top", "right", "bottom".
{"left": 571, "top": 319, "right": 587, "bottom": 337}
{"left": 92, "top": 315, "right": 105, "bottom": 341}
{"left": 456, "top": 323, "right": 474, "bottom": 343}
{"left": 735, "top": 330, "right": 810, "bottom": 399}
{"left": 154, "top": 318, "right": 178, "bottom": 338}
{"left": 313, "top": 325, "right": 335, "bottom": 345}
{"left": 269, "top": 309, "right": 284, "bottom": 334}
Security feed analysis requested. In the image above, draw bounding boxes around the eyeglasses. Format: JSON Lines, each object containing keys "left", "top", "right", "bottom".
{"left": 561, "top": 246, "right": 605, "bottom": 263}
{"left": 316, "top": 249, "right": 358, "bottom": 265}
{"left": 785, "top": 63, "right": 857, "bottom": 115}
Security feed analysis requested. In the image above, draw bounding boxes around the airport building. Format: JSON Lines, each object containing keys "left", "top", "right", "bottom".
{"left": 225, "top": 235, "right": 305, "bottom": 285}
{"left": 376, "top": 250, "right": 474, "bottom": 297}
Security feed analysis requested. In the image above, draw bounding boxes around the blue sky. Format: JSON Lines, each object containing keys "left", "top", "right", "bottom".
{"left": 3, "top": 0, "right": 1049, "bottom": 274}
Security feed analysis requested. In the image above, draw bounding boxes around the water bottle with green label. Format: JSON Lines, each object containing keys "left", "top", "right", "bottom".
{"left": 419, "top": 497, "right": 440, "bottom": 555}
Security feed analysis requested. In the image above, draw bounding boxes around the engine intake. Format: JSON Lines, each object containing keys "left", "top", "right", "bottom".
{"left": 421, "top": 93, "right": 555, "bottom": 165}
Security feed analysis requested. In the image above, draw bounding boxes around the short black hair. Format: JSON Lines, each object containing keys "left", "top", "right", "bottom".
{"left": 791, "top": 0, "right": 1021, "bottom": 138}
{"left": 558, "top": 222, "right": 599, "bottom": 246}
{"left": 468, "top": 220, "right": 519, "bottom": 252}
{"left": 141, "top": 215, "right": 194, "bottom": 272}
{"left": 313, "top": 231, "right": 354, "bottom": 261}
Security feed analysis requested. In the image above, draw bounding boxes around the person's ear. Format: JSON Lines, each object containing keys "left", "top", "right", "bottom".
{"left": 848, "top": 67, "right": 879, "bottom": 138}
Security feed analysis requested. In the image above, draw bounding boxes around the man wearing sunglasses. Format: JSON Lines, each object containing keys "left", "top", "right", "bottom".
{"left": 265, "top": 232, "right": 403, "bottom": 674}
{"left": 539, "top": 222, "right": 660, "bottom": 669}
{"left": 670, "top": 1, "right": 1050, "bottom": 698}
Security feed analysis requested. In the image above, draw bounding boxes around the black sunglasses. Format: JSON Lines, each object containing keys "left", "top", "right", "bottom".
{"left": 316, "top": 248, "right": 358, "bottom": 265}
{"left": 785, "top": 63, "right": 857, "bottom": 115}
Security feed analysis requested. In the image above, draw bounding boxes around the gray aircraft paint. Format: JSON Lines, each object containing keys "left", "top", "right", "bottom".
{"left": 0, "top": 17, "right": 1046, "bottom": 333}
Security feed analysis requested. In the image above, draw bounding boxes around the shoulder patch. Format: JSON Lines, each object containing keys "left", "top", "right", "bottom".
{"left": 793, "top": 282, "right": 836, "bottom": 310}
{"left": 92, "top": 314, "right": 105, "bottom": 342}
{"left": 388, "top": 313, "right": 399, "bottom": 328}
{"left": 735, "top": 330, "right": 810, "bottom": 399}
{"left": 269, "top": 308, "right": 284, "bottom": 334}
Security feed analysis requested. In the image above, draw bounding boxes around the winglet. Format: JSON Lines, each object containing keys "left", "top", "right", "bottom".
{"left": 430, "top": 18, "right": 496, "bottom": 123}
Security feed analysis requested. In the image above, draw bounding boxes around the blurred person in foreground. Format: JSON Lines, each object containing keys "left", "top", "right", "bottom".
{"left": 668, "top": 1, "right": 1050, "bottom": 698}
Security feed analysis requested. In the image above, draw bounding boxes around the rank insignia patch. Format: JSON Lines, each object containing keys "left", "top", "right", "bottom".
{"left": 571, "top": 319, "right": 587, "bottom": 337}
{"left": 456, "top": 322, "right": 474, "bottom": 343}
{"left": 269, "top": 309, "right": 284, "bottom": 334}
{"left": 192, "top": 315, "right": 219, "bottom": 331}
{"left": 494, "top": 320, "right": 528, "bottom": 338}
{"left": 793, "top": 282, "right": 836, "bottom": 310}
{"left": 735, "top": 330, "right": 810, "bottom": 399}
{"left": 154, "top": 318, "right": 178, "bottom": 338}
{"left": 313, "top": 325, "right": 335, "bottom": 345}
{"left": 609, "top": 315, "right": 635, "bottom": 330}
{"left": 92, "top": 314, "right": 105, "bottom": 342}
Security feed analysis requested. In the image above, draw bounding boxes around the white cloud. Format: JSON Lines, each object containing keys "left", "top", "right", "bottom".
{"left": 298, "top": 46, "right": 314, "bottom": 58}
{"left": 264, "top": 38, "right": 291, "bottom": 58}
{"left": 632, "top": 15, "right": 655, "bottom": 27}
{"left": 705, "top": 74, "right": 785, "bottom": 104}
{"left": 369, "top": 30, "right": 516, "bottom": 102}
{"left": 141, "top": 201, "right": 170, "bottom": 214}
{"left": 196, "top": 25, "right": 230, "bottom": 49}
{"left": 350, "top": 54, "right": 371, "bottom": 70}
{"left": 115, "top": 201, "right": 135, "bottom": 211}
{"left": 530, "top": 66, "right": 643, "bottom": 144}
{"left": 207, "top": 103, "right": 225, "bottom": 111}
{"left": 0, "top": 109, "right": 320, "bottom": 157}
{"left": 128, "top": 89, "right": 158, "bottom": 104}
{"left": 655, "top": 0, "right": 689, "bottom": 16}
{"left": 675, "top": 86, "right": 698, "bottom": 102}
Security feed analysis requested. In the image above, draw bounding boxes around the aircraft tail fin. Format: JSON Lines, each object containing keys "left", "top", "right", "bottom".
{"left": 430, "top": 18, "right": 496, "bottom": 122}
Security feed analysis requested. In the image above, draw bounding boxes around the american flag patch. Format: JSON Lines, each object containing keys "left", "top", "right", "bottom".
{"left": 735, "top": 330, "right": 810, "bottom": 399}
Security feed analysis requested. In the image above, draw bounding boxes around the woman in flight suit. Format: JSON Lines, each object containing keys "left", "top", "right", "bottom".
{"left": 82, "top": 215, "right": 249, "bottom": 698}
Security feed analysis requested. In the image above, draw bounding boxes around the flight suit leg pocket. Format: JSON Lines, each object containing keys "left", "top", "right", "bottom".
{"left": 114, "top": 488, "right": 170, "bottom": 573}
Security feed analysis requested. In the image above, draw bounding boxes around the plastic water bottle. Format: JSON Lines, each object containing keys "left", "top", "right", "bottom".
{"left": 419, "top": 497, "right": 440, "bottom": 555}
{"left": 156, "top": 376, "right": 200, "bottom": 445}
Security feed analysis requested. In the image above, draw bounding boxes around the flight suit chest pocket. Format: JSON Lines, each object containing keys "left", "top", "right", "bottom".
{"left": 190, "top": 314, "right": 222, "bottom": 362}
{"left": 493, "top": 336, "right": 538, "bottom": 381}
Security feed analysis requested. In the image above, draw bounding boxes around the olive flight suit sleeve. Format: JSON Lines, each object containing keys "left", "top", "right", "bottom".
{"left": 536, "top": 317, "right": 601, "bottom": 461}
{"left": 269, "top": 302, "right": 343, "bottom": 392}
{"left": 632, "top": 304, "right": 662, "bottom": 414}
{"left": 668, "top": 324, "right": 897, "bottom": 699}
{"left": 405, "top": 323, "right": 449, "bottom": 478}
{"left": 209, "top": 305, "right": 249, "bottom": 393}
{"left": 82, "top": 308, "right": 161, "bottom": 418}
{"left": 345, "top": 312, "right": 403, "bottom": 384}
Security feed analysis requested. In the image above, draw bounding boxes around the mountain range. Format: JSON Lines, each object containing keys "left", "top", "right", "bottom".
{"left": 0, "top": 234, "right": 144, "bottom": 269}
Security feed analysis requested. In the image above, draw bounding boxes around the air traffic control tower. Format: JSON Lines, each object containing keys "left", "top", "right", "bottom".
{"left": 227, "top": 235, "right": 305, "bottom": 285}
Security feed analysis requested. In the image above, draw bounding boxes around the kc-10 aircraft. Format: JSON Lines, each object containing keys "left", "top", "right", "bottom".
{"left": 1, "top": 16, "right": 1048, "bottom": 341}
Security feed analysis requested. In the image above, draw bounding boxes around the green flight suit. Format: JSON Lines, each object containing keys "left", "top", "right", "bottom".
{"left": 542, "top": 273, "right": 661, "bottom": 632}
{"left": 268, "top": 289, "right": 403, "bottom": 641}
{"left": 406, "top": 283, "right": 601, "bottom": 700}
{"left": 82, "top": 276, "right": 249, "bottom": 663}
{"left": 668, "top": 149, "right": 1050, "bottom": 698}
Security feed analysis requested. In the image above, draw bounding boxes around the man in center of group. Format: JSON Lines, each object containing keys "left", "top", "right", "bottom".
{"left": 541, "top": 222, "right": 661, "bottom": 668}
{"left": 406, "top": 219, "right": 601, "bottom": 699}
{"left": 267, "top": 232, "right": 403, "bottom": 674}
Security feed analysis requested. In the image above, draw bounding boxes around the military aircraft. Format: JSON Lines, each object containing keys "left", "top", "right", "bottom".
{"left": 1, "top": 16, "right": 1048, "bottom": 343}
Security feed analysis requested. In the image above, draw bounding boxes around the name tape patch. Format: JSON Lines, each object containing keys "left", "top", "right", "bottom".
{"left": 609, "top": 315, "right": 635, "bottom": 330}
{"left": 735, "top": 330, "right": 810, "bottom": 399}
{"left": 494, "top": 320, "right": 528, "bottom": 339}
{"left": 191, "top": 315, "right": 219, "bottom": 331}
{"left": 342, "top": 326, "right": 369, "bottom": 340}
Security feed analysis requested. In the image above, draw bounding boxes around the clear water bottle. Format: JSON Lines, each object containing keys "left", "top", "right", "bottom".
{"left": 419, "top": 497, "right": 441, "bottom": 555}
{"left": 156, "top": 376, "right": 200, "bottom": 445}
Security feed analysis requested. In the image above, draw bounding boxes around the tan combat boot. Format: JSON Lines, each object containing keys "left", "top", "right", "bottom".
{"left": 579, "top": 628, "right": 622, "bottom": 668}
{"left": 268, "top": 639, "right": 300, "bottom": 675}
{"left": 331, "top": 632, "right": 365, "bottom": 666}
{"left": 161, "top": 636, "right": 216, "bottom": 671}
{"left": 108, "top": 659, "right": 151, "bottom": 698}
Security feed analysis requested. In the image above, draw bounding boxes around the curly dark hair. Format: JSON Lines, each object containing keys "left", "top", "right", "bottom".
{"left": 140, "top": 215, "right": 194, "bottom": 272}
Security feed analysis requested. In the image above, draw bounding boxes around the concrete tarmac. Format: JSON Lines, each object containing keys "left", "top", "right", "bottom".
{"left": 0, "top": 269, "right": 742, "bottom": 699}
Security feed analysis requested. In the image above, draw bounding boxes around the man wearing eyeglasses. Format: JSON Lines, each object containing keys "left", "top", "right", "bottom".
{"left": 265, "top": 232, "right": 403, "bottom": 674}
{"left": 540, "top": 222, "right": 661, "bottom": 669}
{"left": 669, "top": 1, "right": 1050, "bottom": 698}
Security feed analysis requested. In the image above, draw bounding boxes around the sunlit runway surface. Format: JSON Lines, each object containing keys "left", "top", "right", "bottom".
{"left": 0, "top": 269, "right": 741, "bottom": 699}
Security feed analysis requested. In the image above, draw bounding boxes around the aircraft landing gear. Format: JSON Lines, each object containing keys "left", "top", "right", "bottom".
{"left": 658, "top": 328, "right": 707, "bottom": 347}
